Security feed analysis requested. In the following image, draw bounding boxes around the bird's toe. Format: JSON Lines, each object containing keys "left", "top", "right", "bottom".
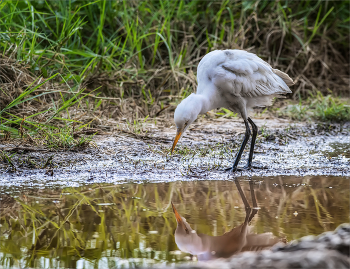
{"left": 225, "top": 167, "right": 238, "bottom": 173}
{"left": 243, "top": 165, "right": 252, "bottom": 170}
{"left": 243, "top": 164, "right": 268, "bottom": 170}
{"left": 225, "top": 165, "right": 267, "bottom": 173}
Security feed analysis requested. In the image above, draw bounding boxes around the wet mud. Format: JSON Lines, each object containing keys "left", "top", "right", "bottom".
{"left": 0, "top": 119, "right": 349, "bottom": 189}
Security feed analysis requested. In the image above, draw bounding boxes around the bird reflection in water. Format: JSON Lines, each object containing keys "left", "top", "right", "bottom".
{"left": 171, "top": 179, "right": 282, "bottom": 261}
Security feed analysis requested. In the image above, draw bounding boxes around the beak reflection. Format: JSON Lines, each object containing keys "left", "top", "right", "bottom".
{"left": 171, "top": 202, "right": 189, "bottom": 234}
{"left": 171, "top": 202, "right": 182, "bottom": 223}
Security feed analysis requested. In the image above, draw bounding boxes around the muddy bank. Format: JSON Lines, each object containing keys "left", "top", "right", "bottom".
{"left": 1, "top": 119, "right": 349, "bottom": 188}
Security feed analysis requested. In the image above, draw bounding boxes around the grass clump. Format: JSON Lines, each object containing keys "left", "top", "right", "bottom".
{"left": 39, "top": 126, "right": 96, "bottom": 150}
{"left": 280, "top": 92, "right": 350, "bottom": 122}
{"left": 0, "top": 0, "right": 349, "bottom": 145}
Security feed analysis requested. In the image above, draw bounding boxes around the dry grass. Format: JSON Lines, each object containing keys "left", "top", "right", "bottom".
{"left": 1, "top": 0, "right": 349, "bottom": 145}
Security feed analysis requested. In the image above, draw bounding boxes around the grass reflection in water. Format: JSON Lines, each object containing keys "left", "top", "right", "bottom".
{"left": 0, "top": 176, "right": 349, "bottom": 268}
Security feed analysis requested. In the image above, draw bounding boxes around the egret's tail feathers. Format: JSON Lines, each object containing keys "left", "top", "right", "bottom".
{"left": 241, "top": 233, "right": 281, "bottom": 252}
{"left": 273, "top": 69, "right": 294, "bottom": 86}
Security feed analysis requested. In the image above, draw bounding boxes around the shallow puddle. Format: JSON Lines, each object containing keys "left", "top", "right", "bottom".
{"left": 324, "top": 142, "right": 350, "bottom": 158}
{"left": 0, "top": 176, "right": 349, "bottom": 268}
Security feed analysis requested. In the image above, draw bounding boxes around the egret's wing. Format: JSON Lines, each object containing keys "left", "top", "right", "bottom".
{"left": 241, "top": 233, "right": 281, "bottom": 252}
{"left": 273, "top": 69, "right": 294, "bottom": 86}
{"left": 206, "top": 50, "right": 293, "bottom": 98}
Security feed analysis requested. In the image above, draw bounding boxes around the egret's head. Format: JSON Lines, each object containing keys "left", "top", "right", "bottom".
{"left": 172, "top": 202, "right": 203, "bottom": 255}
{"left": 171, "top": 94, "right": 202, "bottom": 154}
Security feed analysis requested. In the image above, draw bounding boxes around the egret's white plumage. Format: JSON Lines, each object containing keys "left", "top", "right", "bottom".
{"left": 172, "top": 49, "right": 294, "bottom": 171}
{"left": 171, "top": 180, "right": 281, "bottom": 261}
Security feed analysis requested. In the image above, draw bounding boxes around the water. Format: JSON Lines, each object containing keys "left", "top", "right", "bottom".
{"left": 0, "top": 176, "right": 349, "bottom": 268}
{"left": 323, "top": 142, "right": 350, "bottom": 158}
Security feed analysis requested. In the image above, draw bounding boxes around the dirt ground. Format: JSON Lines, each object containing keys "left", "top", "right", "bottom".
{"left": 1, "top": 118, "right": 349, "bottom": 191}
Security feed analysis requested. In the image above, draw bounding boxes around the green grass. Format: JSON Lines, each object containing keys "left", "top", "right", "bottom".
{"left": 279, "top": 91, "right": 350, "bottom": 122}
{"left": 39, "top": 125, "right": 96, "bottom": 150}
{"left": 0, "top": 0, "right": 349, "bottom": 146}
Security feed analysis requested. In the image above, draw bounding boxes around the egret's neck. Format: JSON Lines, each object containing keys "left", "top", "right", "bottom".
{"left": 195, "top": 83, "right": 222, "bottom": 113}
{"left": 189, "top": 94, "right": 211, "bottom": 115}
{"left": 174, "top": 93, "right": 213, "bottom": 127}
{"left": 175, "top": 228, "right": 208, "bottom": 255}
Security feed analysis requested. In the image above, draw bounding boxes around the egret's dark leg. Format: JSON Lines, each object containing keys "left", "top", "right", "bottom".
{"left": 248, "top": 181, "right": 258, "bottom": 223}
{"left": 226, "top": 120, "right": 251, "bottom": 172}
{"left": 234, "top": 179, "right": 252, "bottom": 222}
{"left": 234, "top": 179, "right": 250, "bottom": 209}
{"left": 235, "top": 179, "right": 258, "bottom": 223}
{"left": 244, "top": 117, "right": 258, "bottom": 170}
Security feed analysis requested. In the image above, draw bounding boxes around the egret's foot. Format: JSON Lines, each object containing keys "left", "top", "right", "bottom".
{"left": 225, "top": 165, "right": 266, "bottom": 172}
{"left": 243, "top": 164, "right": 268, "bottom": 170}
{"left": 225, "top": 166, "right": 238, "bottom": 173}
{"left": 226, "top": 164, "right": 267, "bottom": 172}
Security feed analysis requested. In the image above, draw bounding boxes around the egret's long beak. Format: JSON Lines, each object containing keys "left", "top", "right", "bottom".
{"left": 171, "top": 128, "right": 183, "bottom": 154}
{"left": 171, "top": 202, "right": 183, "bottom": 224}
{"left": 171, "top": 202, "right": 189, "bottom": 234}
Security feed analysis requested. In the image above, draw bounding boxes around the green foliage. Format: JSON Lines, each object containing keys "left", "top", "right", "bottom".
{"left": 1, "top": 0, "right": 348, "bottom": 77}
{"left": 216, "top": 108, "right": 238, "bottom": 118}
{"left": 40, "top": 125, "right": 96, "bottom": 150}
{"left": 281, "top": 92, "right": 350, "bottom": 122}
{"left": 313, "top": 94, "right": 350, "bottom": 122}
{"left": 0, "top": 0, "right": 349, "bottom": 142}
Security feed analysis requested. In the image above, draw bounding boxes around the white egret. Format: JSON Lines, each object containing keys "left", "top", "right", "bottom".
{"left": 171, "top": 180, "right": 281, "bottom": 261}
{"left": 171, "top": 49, "right": 294, "bottom": 171}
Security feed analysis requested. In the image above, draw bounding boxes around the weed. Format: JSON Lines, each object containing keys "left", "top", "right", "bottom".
{"left": 312, "top": 94, "right": 350, "bottom": 122}
{"left": 125, "top": 115, "right": 150, "bottom": 135}
{"left": 0, "top": 0, "right": 349, "bottom": 144}
{"left": 279, "top": 92, "right": 350, "bottom": 122}
{"left": 215, "top": 108, "right": 238, "bottom": 119}
{"left": 0, "top": 150, "right": 16, "bottom": 170}
{"left": 39, "top": 126, "right": 95, "bottom": 150}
